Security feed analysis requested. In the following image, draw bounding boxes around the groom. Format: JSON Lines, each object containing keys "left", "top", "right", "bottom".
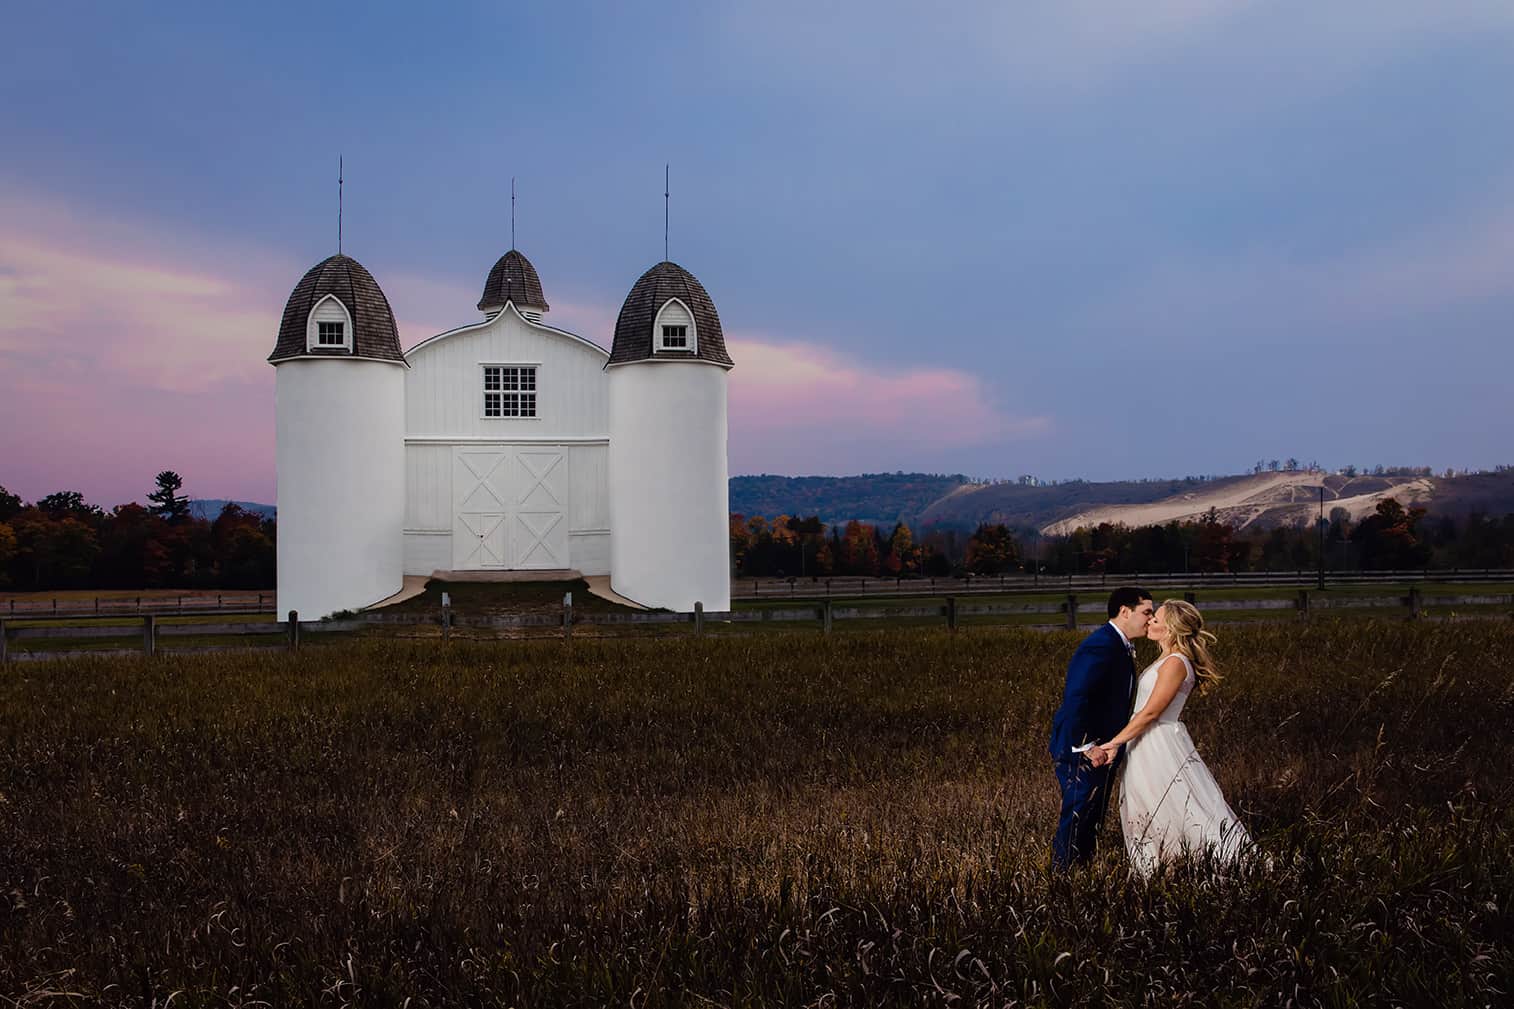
{"left": 1048, "top": 586, "right": 1154, "bottom": 870}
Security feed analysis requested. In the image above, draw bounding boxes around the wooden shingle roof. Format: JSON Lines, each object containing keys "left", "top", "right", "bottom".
{"left": 268, "top": 255, "right": 405, "bottom": 364}
{"left": 478, "top": 249, "right": 549, "bottom": 312}
{"left": 607, "top": 261, "right": 734, "bottom": 369}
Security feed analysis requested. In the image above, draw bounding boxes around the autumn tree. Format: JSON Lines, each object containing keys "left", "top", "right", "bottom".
{"left": 883, "top": 521, "right": 919, "bottom": 576}
{"left": 1351, "top": 497, "right": 1430, "bottom": 569}
{"left": 838, "top": 520, "right": 880, "bottom": 576}
{"left": 964, "top": 522, "right": 1020, "bottom": 575}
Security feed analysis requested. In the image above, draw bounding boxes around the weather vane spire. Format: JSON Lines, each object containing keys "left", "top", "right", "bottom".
{"left": 664, "top": 164, "right": 670, "bottom": 263}
{"left": 511, "top": 176, "right": 516, "bottom": 251}
{"left": 338, "top": 155, "right": 344, "bottom": 255}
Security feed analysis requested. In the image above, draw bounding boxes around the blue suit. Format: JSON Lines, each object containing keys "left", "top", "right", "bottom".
{"left": 1048, "top": 622, "right": 1136, "bottom": 869}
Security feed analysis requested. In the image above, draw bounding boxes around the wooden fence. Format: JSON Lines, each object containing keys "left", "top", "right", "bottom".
{"left": 2, "top": 593, "right": 277, "bottom": 618}
{"left": 734, "top": 568, "right": 1514, "bottom": 600}
{"left": 5, "top": 589, "right": 1512, "bottom": 662}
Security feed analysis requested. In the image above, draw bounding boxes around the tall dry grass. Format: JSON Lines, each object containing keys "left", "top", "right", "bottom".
{"left": 1, "top": 621, "right": 1511, "bottom": 1006}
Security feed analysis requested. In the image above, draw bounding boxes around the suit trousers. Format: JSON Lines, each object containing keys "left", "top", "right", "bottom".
{"left": 1052, "top": 757, "right": 1116, "bottom": 870}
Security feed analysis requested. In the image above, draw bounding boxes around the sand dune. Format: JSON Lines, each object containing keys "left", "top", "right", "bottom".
{"left": 1040, "top": 472, "right": 1436, "bottom": 535}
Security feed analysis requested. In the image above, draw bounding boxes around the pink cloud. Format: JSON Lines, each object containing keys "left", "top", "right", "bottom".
{"left": 0, "top": 188, "right": 288, "bottom": 506}
{"left": 726, "top": 334, "right": 1050, "bottom": 475}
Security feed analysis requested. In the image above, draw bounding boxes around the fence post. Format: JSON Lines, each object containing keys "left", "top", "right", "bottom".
{"left": 821, "top": 599, "right": 833, "bottom": 634}
{"left": 946, "top": 596, "right": 957, "bottom": 632}
{"left": 287, "top": 611, "right": 300, "bottom": 651}
{"left": 441, "top": 591, "right": 452, "bottom": 641}
{"left": 694, "top": 600, "right": 705, "bottom": 636}
{"left": 1296, "top": 589, "right": 1310, "bottom": 622}
{"left": 1065, "top": 593, "right": 1079, "bottom": 630}
{"left": 563, "top": 592, "right": 573, "bottom": 641}
{"left": 0, "top": 618, "right": 7, "bottom": 663}
{"left": 1408, "top": 586, "right": 1422, "bottom": 620}
{"left": 142, "top": 615, "right": 156, "bottom": 657}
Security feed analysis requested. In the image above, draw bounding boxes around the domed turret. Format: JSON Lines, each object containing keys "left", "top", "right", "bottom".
{"left": 478, "top": 249, "right": 549, "bottom": 318}
{"left": 270, "top": 253, "right": 405, "bottom": 620}
{"left": 607, "top": 260, "right": 734, "bottom": 368}
{"left": 606, "top": 260, "right": 733, "bottom": 612}
{"left": 269, "top": 254, "right": 405, "bottom": 363}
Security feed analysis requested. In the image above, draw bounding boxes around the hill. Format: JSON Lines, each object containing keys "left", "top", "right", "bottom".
{"left": 732, "top": 469, "right": 1514, "bottom": 533}
{"left": 728, "top": 473, "right": 969, "bottom": 527}
{"left": 187, "top": 499, "right": 277, "bottom": 521}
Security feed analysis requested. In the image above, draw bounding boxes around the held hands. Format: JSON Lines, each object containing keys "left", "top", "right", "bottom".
{"left": 1082, "top": 741, "right": 1121, "bottom": 767}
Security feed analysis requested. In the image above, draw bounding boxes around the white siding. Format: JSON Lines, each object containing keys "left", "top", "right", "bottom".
{"left": 403, "top": 531, "right": 451, "bottom": 576}
{"left": 570, "top": 531, "right": 610, "bottom": 576}
{"left": 568, "top": 443, "right": 609, "bottom": 532}
{"left": 404, "top": 443, "right": 452, "bottom": 530}
{"left": 404, "top": 309, "right": 609, "bottom": 439}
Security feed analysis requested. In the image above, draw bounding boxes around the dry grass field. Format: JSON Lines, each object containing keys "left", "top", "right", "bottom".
{"left": 1, "top": 622, "right": 1511, "bottom": 1006}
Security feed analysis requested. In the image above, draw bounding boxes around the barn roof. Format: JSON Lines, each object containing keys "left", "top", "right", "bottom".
{"left": 478, "top": 249, "right": 549, "bottom": 312}
{"left": 268, "top": 254, "right": 405, "bottom": 364}
{"left": 607, "top": 261, "right": 734, "bottom": 369}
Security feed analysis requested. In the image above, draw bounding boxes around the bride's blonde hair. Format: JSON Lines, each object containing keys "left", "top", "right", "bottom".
{"left": 1159, "top": 598, "right": 1221, "bottom": 693}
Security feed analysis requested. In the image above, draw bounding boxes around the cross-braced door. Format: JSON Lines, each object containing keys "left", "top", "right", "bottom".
{"left": 453, "top": 449, "right": 510, "bottom": 569}
{"left": 451, "top": 446, "right": 569, "bottom": 570}
{"left": 514, "top": 450, "right": 567, "bottom": 568}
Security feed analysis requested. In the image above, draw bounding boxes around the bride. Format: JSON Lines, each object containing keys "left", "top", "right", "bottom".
{"left": 1095, "top": 598, "right": 1252, "bottom": 877}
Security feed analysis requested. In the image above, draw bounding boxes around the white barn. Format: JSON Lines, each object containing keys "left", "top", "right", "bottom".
{"left": 268, "top": 248, "right": 734, "bottom": 620}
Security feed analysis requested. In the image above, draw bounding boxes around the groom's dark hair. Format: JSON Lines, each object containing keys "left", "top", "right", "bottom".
{"left": 1107, "top": 586, "right": 1153, "bottom": 619}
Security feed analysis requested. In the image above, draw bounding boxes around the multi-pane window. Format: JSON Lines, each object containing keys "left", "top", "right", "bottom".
{"left": 317, "top": 321, "right": 345, "bottom": 346}
{"left": 483, "top": 365, "right": 537, "bottom": 418}
{"left": 661, "top": 324, "right": 688, "bottom": 349}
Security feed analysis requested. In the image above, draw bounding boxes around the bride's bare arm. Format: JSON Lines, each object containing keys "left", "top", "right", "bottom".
{"left": 1100, "top": 655, "right": 1188, "bottom": 754}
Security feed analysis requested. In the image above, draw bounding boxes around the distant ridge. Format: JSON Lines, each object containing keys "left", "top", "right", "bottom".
{"left": 728, "top": 473, "right": 968, "bottom": 527}
{"left": 188, "top": 499, "right": 276, "bottom": 521}
{"left": 731, "top": 470, "right": 1514, "bottom": 532}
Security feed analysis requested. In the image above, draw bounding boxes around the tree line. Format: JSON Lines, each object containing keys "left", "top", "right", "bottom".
{"left": 732, "top": 499, "right": 1514, "bottom": 579}
{"left": 0, "top": 473, "right": 275, "bottom": 591}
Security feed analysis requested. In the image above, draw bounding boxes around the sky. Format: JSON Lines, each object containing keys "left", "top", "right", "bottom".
{"left": 3, "top": 1, "right": 1513, "bottom": 509}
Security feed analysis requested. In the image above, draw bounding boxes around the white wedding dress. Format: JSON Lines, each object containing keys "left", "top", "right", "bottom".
{"left": 1120, "top": 653, "right": 1252, "bottom": 877}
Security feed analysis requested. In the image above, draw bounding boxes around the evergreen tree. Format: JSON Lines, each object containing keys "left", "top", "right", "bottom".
{"left": 147, "top": 470, "right": 191, "bottom": 524}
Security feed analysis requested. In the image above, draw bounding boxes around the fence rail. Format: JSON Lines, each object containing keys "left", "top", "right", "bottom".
{"left": 2, "top": 593, "right": 277, "bottom": 618}
{"left": 5, "top": 589, "right": 1512, "bottom": 662}
{"left": 733, "top": 568, "right": 1514, "bottom": 600}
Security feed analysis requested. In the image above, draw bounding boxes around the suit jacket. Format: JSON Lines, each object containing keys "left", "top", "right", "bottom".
{"left": 1048, "top": 622, "right": 1136, "bottom": 762}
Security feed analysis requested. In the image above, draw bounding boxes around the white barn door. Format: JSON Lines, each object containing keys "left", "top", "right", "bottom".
{"left": 453, "top": 448, "right": 512, "bottom": 569}
{"left": 452, "top": 445, "right": 569, "bottom": 570}
{"left": 514, "top": 449, "right": 568, "bottom": 569}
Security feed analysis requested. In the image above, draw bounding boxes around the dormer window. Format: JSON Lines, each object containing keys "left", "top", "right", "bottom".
{"left": 305, "top": 293, "right": 353, "bottom": 352}
{"left": 653, "top": 298, "right": 697, "bottom": 354}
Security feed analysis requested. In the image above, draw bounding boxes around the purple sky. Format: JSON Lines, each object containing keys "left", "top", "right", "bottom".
{"left": 3, "top": 2, "right": 1513, "bottom": 509}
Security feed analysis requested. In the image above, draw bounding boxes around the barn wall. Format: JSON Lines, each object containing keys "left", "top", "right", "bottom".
{"left": 403, "top": 531, "right": 451, "bottom": 576}
{"left": 404, "top": 308, "right": 609, "bottom": 440}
